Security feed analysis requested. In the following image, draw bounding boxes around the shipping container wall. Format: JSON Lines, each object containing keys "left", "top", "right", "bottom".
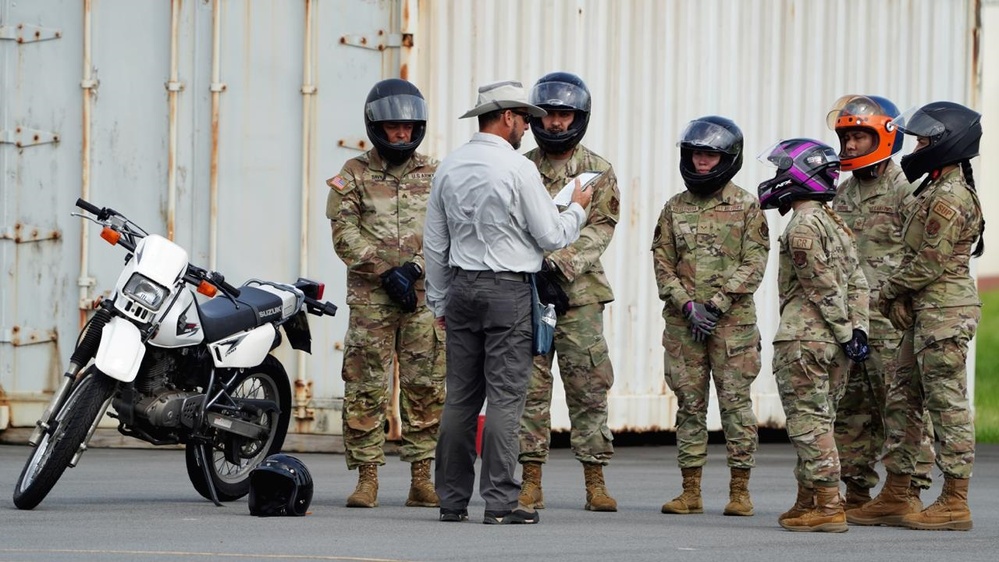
{"left": 1, "top": 0, "right": 405, "bottom": 435}
{"left": 0, "top": 0, "right": 981, "bottom": 438}
{"left": 416, "top": 0, "right": 978, "bottom": 431}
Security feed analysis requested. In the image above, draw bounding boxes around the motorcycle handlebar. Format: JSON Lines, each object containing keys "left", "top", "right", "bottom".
{"left": 209, "top": 271, "right": 241, "bottom": 298}
{"left": 75, "top": 198, "right": 102, "bottom": 216}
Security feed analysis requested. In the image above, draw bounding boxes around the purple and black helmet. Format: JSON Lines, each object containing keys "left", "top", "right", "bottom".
{"left": 757, "top": 138, "right": 841, "bottom": 213}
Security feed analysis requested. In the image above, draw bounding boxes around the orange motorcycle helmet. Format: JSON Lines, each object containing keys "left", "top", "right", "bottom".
{"left": 826, "top": 94, "right": 902, "bottom": 171}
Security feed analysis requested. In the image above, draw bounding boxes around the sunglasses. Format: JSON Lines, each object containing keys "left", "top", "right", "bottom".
{"left": 510, "top": 110, "right": 531, "bottom": 122}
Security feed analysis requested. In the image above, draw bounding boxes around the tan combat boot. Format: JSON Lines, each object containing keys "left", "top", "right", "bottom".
{"left": 346, "top": 463, "right": 379, "bottom": 508}
{"left": 519, "top": 462, "right": 545, "bottom": 509}
{"left": 780, "top": 485, "right": 848, "bottom": 533}
{"left": 845, "top": 472, "right": 914, "bottom": 526}
{"left": 583, "top": 463, "right": 618, "bottom": 512}
{"left": 779, "top": 482, "right": 813, "bottom": 523}
{"left": 843, "top": 480, "right": 872, "bottom": 511}
{"left": 661, "top": 467, "right": 703, "bottom": 514}
{"left": 909, "top": 484, "right": 924, "bottom": 512}
{"left": 723, "top": 467, "right": 753, "bottom": 516}
{"left": 405, "top": 459, "right": 439, "bottom": 507}
{"left": 901, "top": 477, "right": 972, "bottom": 531}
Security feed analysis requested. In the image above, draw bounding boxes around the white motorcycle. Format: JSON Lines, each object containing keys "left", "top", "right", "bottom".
{"left": 13, "top": 199, "right": 337, "bottom": 510}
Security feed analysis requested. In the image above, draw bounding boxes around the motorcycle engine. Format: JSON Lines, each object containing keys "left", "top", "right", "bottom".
{"left": 135, "top": 391, "right": 200, "bottom": 428}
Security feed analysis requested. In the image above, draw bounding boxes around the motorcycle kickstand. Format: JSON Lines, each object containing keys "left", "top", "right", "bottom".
{"left": 194, "top": 443, "right": 223, "bottom": 507}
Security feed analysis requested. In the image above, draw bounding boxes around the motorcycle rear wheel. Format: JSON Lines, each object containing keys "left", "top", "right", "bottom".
{"left": 13, "top": 368, "right": 115, "bottom": 510}
{"left": 185, "top": 355, "right": 291, "bottom": 502}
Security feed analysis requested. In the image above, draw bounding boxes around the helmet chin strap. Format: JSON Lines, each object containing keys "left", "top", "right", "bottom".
{"left": 854, "top": 160, "right": 888, "bottom": 181}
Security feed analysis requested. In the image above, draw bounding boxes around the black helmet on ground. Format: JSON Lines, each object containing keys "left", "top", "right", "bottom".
{"left": 529, "top": 72, "right": 592, "bottom": 155}
{"left": 892, "top": 101, "right": 982, "bottom": 183}
{"left": 364, "top": 78, "right": 428, "bottom": 165}
{"left": 678, "top": 116, "right": 744, "bottom": 197}
{"left": 248, "top": 453, "right": 314, "bottom": 517}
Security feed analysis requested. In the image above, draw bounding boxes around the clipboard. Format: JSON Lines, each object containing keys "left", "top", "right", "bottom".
{"left": 552, "top": 171, "right": 603, "bottom": 206}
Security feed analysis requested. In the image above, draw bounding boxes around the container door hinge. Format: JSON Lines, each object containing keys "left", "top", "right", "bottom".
{"left": 0, "top": 224, "right": 62, "bottom": 243}
{"left": 339, "top": 31, "right": 408, "bottom": 51}
{"left": 0, "top": 127, "right": 60, "bottom": 148}
{"left": 0, "top": 326, "right": 58, "bottom": 346}
{"left": 0, "top": 24, "right": 62, "bottom": 43}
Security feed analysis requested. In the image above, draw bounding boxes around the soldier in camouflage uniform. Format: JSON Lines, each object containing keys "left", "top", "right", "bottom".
{"left": 516, "top": 72, "right": 621, "bottom": 512}
{"left": 325, "top": 79, "right": 445, "bottom": 509}
{"left": 651, "top": 116, "right": 769, "bottom": 517}
{"left": 824, "top": 95, "right": 936, "bottom": 519}
{"left": 875, "top": 102, "right": 984, "bottom": 531}
{"left": 758, "top": 138, "right": 870, "bottom": 533}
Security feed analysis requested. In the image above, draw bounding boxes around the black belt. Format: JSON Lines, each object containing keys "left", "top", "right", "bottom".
{"left": 456, "top": 268, "right": 529, "bottom": 283}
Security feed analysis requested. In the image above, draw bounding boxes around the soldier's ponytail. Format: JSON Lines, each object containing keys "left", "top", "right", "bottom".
{"left": 822, "top": 205, "right": 854, "bottom": 239}
{"left": 961, "top": 160, "right": 985, "bottom": 258}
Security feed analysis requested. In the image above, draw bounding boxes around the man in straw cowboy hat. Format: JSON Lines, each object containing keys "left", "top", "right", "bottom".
{"left": 424, "top": 80, "right": 593, "bottom": 524}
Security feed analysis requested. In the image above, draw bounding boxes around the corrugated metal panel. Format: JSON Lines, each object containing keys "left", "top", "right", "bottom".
{"left": 0, "top": 0, "right": 980, "bottom": 438}
{"left": 416, "top": 0, "right": 975, "bottom": 431}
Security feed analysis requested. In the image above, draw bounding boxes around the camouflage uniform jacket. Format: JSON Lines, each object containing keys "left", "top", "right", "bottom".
{"left": 831, "top": 160, "right": 914, "bottom": 340}
{"left": 524, "top": 144, "right": 620, "bottom": 306}
{"left": 775, "top": 201, "right": 869, "bottom": 344}
{"left": 651, "top": 182, "right": 770, "bottom": 327}
{"left": 883, "top": 167, "right": 982, "bottom": 310}
{"left": 325, "top": 149, "right": 439, "bottom": 306}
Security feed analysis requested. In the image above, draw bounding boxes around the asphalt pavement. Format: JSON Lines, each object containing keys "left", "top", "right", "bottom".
{"left": 1, "top": 441, "right": 997, "bottom": 561}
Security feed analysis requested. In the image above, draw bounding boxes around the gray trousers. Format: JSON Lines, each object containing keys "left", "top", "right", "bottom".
{"left": 434, "top": 270, "right": 534, "bottom": 512}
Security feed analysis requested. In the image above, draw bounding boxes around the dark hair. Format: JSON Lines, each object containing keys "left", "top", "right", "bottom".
{"left": 478, "top": 109, "right": 505, "bottom": 128}
{"left": 961, "top": 160, "right": 985, "bottom": 258}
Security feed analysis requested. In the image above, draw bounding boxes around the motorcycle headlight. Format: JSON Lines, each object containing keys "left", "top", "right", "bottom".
{"left": 122, "top": 273, "right": 169, "bottom": 311}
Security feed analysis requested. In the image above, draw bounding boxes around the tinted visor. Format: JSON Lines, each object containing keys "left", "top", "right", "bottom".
{"left": 891, "top": 106, "right": 945, "bottom": 138}
{"left": 677, "top": 120, "right": 740, "bottom": 154}
{"left": 757, "top": 140, "right": 839, "bottom": 171}
{"left": 530, "top": 81, "right": 591, "bottom": 112}
{"left": 365, "top": 94, "right": 428, "bottom": 122}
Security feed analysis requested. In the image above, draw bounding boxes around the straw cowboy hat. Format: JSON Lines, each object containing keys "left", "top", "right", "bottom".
{"left": 459, "top": 80, "right": 548, "bottom": 119}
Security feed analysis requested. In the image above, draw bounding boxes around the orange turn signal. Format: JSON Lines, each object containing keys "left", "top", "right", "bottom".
{"left": 100, "top": 227, "right": 120, "bottom": 245}
{"left": 197, "top": 280, "right": 218, "bottom": 297}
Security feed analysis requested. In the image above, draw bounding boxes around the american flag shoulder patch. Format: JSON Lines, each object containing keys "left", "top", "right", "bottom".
{"left": 329, "top": 175, "right": 348, "bottom": 191}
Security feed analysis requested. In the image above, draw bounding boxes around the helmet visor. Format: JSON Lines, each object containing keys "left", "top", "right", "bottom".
{"left": 757, "top": 140, "right": 839, "bottom": 171}
{"left": 826, "top": 95, "right": 889, "bottom": 130}
{"left": 677, "top": 120, "right": 740, "bottom": 154}
{"left": 530, "top": 81, "right": 591, "bottom": 112}
{"left": 365, "top": 94, "right": 428, "bottom": 122}
{"left": 891, "top": 106, "right": 946, "bottom": 139}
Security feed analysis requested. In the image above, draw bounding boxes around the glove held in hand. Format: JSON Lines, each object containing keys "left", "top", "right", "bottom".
{"left": 381, "top": 262, "right": 421, "bottom": 313}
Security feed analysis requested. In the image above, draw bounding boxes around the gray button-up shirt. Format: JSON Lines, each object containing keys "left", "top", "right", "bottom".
{"left": 423, "top": 132, "right": 586, "bottom": 317}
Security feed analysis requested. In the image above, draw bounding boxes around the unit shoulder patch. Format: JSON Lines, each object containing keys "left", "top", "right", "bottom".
{"left": 932, "top": 201, "right": 957, "bottom": 221}
{"left": 790, "top": 236, "right": 813, "bottom": 250}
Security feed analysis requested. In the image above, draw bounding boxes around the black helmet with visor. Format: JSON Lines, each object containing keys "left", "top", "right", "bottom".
{"left": 364, "top": 79, "right": 428, "bottom": 165}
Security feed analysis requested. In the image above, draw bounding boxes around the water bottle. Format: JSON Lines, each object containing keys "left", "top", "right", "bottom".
{"left": 542, "top": 303, "right": 557, "bottom": 328}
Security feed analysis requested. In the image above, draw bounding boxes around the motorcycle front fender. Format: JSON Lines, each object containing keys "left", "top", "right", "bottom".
{"left": 95, "top": 316, "right": 145, "bottom": 382}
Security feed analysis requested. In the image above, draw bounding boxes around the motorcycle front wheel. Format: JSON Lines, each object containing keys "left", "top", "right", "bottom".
{"left": 13, "top": 368, "right": 115, "bottom": 510}
{"left": 185, "top": 355, "right": 292, "bottom": 502}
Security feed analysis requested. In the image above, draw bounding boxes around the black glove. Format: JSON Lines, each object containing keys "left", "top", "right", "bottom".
{"left": 843, "top": 329, "right": 870, "bottom": 363}
{"left": 536, "top": 272, "right": 570, "bottom": 316}
{"left": 683, "top": 301, "right": 720, "bottom": 343}
{"left": 380, "top": 262, "right": 421, "bottom": 313}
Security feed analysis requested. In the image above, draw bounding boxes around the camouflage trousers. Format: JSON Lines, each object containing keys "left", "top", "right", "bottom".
{"left": 883, "top": 306, "right": 978, "bottom": 480}
{"left": 340, "top": 304, "right": 446, "bottom": 469}
{"left": 834, "top": 338, "right": 936, "bottom": 490}
{"left": 774, "top": 340, "right": 848, "bottom": 487}
{"left": 518, "top": 303, "right": 615, "bottom": 465}
{"left": 662, "top": 321, "right": 761, "bottom": 469}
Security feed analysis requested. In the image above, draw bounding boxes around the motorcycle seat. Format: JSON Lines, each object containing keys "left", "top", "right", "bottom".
{"left": 197, "top": 286, "right": 285, "bottom": 342}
